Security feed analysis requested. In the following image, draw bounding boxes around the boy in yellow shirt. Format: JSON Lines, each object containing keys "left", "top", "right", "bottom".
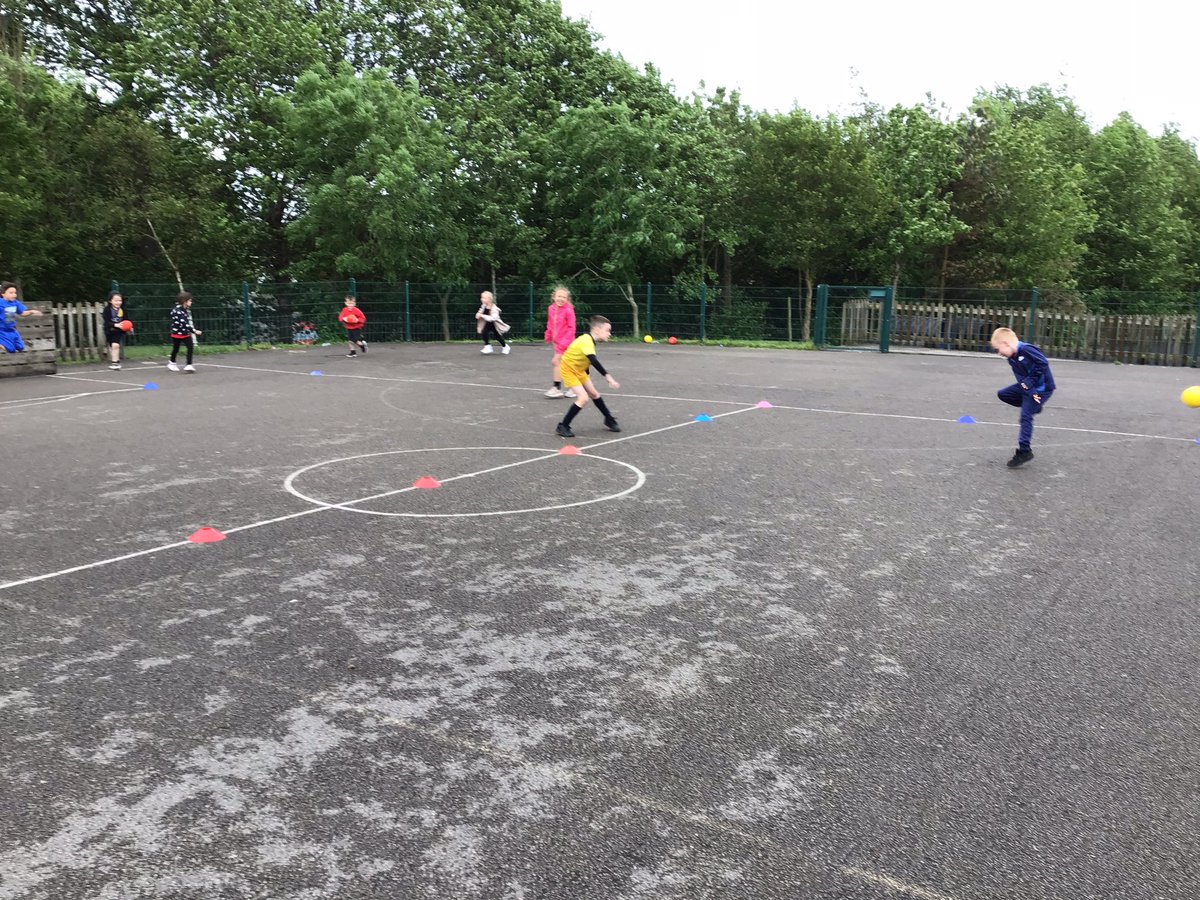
{"left": 555, "top": 316, "right": 621, "bottom": 437}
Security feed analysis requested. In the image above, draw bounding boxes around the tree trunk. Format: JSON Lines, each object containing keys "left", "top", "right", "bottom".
{"left": 937, "top": 244, "right": 949, "bottom": 300}
{"left": 439, "top": 287, "right": 453, "bottom": 342}
{"left": 803, "top": 270, "right": 814, "bottom": 342}
{"left": 621, "top": 282, "right": 640, "bottom": 337}
{"left": 892, "top": 258, "right": 902, "bottom": 297}
{"left": 722, "top": 245, "right": 733, "bottom": 308}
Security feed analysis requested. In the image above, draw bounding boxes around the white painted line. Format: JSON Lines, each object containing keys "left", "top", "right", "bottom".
{"left": 842, "top": 866, "right": 965, "bottom": 900}
{"left": 199, "top": 360, "right": 753, "bottom": 406}
{"left": 583, "top": 404, "right": 761, "bottom": 451}
{"left": 0, "top": 388, "right": 145, "bottom": 411}
{"left": 46, "top": 373, "right": 150, "bottom": 388}
{"left": 769, "top": 403, "right": 1196, "bottom": 444}
{"left": 0, "top": 540, "right": 196, "bottom": 591}
{"left": 283, "top": 447, "right": 647, "bottom": 518}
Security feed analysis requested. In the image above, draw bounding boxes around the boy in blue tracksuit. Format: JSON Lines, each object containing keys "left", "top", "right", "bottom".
{"left": 990, "top": 327, "right": 1055, "bottom": 468}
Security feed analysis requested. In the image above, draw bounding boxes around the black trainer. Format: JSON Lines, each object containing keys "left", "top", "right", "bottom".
{"left": 1006, "top": 449, "right": 1034, "bottom": 468}
{"left": 555, "top": 422, "right": 575, "bottom": 438}
{"left": 604, "top": 419, "right": 621, "bottom": 433}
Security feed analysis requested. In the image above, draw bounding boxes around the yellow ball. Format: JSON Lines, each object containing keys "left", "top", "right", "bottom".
{"left": 643, "top": 334, "right": 653, "bottom": 343}
{"left": 1182, "top": 386, "right": 1200, "bottom": 408}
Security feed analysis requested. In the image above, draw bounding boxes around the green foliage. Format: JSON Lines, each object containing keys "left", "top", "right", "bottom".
{"left": 9, "top": 3, "right": 1200, "bottom": 302}
{"left": 708, "top": 301, "right": 768, "bottom": 340}
{"left": 861, "top": 102, "right": 969, "bottom": 286}
{"left": 951, "top": 90, "right": 1096, "bottom": 288}
{"left": 1081, "top": 114, "right": 1190, "bottom": 291}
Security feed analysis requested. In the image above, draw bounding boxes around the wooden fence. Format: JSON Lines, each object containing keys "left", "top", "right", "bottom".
{"left": 0, "top": 304, "right": 57, "bottom": 377}
{"left": 52, "top": 301, "right": 108, "bottom": 361}
{"left": 841, "top": 300, "right": 1200, "bottom": 366}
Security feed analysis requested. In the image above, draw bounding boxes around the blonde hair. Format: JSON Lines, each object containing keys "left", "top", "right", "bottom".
{"left": 990, "top": 326, "right": 1017, "bottom": 346}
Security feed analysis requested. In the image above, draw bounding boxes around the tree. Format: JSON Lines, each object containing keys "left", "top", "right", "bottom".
{"left": 1157, "top": 129, "right": 1200, "bottom": 289}
{"left": 1080, "top": 113, "right": 1189, "bottom": 294}
{"left": 947, "top": 91, "right": 1096, "bottom": 290}
{"left": 740, "top": 110, "right": 876, "bottom": 338}
{"left": 860, "top": 102, "right": 968, "bottom": 292}
{"left": 537, "top": 100, "right": 701, "bottom": 336}
{"left": 284, "top": 64, "right": 469, "bottom": 336}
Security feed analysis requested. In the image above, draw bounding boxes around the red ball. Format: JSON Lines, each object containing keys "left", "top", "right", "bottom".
{"left": 668, "top": 336, "right": 677, "bottom": 345}
{"left": 345, "top": 315, "right": 360, "bottom": 325}
{"left": 117, "top": 319, "right": 134, "bottom": 332}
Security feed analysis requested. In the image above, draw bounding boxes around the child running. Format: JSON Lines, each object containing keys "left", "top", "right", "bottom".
{"left": 101, "top": 290, "right": 126, "bottom": 370}
{"left": 167, "top": 291, "right": 201, "bottom": 373}
{"left": 338, "top": 295, "right": 367, "bottom": 356}
{"left": 555, "top": 315, "right": 621, "bottom": 438}
{"left": 543, "top": 285, "right": 577, "bottom": 397}
{"left": 990, "top": 326, "right": 1056, "bottom": 468}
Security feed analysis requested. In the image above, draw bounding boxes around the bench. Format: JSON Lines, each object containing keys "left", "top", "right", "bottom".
{"left": 0, "top": 303, "right": 57, "bottom": 377}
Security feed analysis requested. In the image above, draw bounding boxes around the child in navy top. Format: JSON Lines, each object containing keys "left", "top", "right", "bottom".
{"left": 990, "top": 327, "right": 1056, "bottom": 468}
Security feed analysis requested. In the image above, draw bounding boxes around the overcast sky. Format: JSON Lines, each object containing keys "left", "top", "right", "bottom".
{"left": 557, "top": 0, "right": 1200, "bottom": 144}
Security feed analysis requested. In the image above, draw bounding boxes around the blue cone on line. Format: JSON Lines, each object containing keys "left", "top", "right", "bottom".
{"left": 957, "top": 415, "right": 976, "bottom": 424}
{"left": 143, "top": 382, "right": 159, "bottom": 390}
{"left": 695, "top": 414, "right": 713, "bottom": 422}
{"left": 310, "top": 370, "right": 324, "bottom": 376}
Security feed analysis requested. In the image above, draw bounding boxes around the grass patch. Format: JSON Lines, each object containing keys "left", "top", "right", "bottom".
{"left": 58, "top": 342, "right": 276, "bottom": 365}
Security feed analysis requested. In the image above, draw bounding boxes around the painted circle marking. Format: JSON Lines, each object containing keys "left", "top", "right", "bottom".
{"left": 283, "top": 446, "right": 646, "bottom": 518}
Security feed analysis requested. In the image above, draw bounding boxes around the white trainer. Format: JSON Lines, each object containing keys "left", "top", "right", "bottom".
{"left": 501, "top": 345, "right": 511, "bottom": 355}
{"left": 183, "top": 364, "right": 196, "bottom": 373}
{"left": 109, "top": 363, "right": 121, "bottom": 370}
{"left": 167, "top": 361, "right": 179, "bottom": 372}
{"left": 563, "top": 389, "right": 577, "bottom": 398}
{"left": 481, "top": 345, "right": 494, "bottom": 354}
{"left": 544, "top": 387, "right": 564, "bottom": 398}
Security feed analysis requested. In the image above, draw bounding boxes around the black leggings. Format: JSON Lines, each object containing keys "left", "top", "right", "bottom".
{"left": 480, "top": 322, "right": 507, "bottom": 347}
{"left": 170, "top": 337, "right": 194, "bottom": 364}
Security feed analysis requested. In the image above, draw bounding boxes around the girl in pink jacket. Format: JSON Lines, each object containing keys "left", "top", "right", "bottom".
{"left": 543, "top": 286, "right": 578, "bottom": 398}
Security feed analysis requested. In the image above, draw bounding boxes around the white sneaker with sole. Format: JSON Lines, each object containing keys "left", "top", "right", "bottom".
{"left": 501, "top": 345, "right": 511, "bottom": 355}
{"left": 544, "top": 387, "right": 564, "bottom": 398}
{"left": 183, "top": 364, "right": 196, "bottom": 373}
{"left": 481, "top": 345, "right": 494, "bottom": 354}
{"left": 109, "top": 363, "right": 121, "bottom": 370}
{"left": 167, "top": 361, "right": 179, "bottom": 372}
{"left": 563, "top": 389, "right": 577, "bottom": 398}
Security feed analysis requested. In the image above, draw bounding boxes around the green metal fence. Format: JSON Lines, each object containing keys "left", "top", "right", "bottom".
{"left": 106, "top": 280, "right": 1200, "bottom": 366}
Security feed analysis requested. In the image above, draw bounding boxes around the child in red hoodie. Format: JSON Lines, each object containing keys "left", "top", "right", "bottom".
{"left": 543, "top": 285, "right": 577, "bottom": 398}
{"left": 338, "top": 295, "right": 367, "bottom": 357}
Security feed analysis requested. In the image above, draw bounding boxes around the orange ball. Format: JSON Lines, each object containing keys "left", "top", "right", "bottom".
{"left": 668, "top": 336, "right": 677, "bottom": 345}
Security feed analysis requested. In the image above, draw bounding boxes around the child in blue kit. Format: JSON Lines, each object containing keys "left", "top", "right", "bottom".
{"left": 1, "top": 282, "right": 45, "bottom": 352}
{"left": 990, "top": 327, "right": 1056, "bottom": 468}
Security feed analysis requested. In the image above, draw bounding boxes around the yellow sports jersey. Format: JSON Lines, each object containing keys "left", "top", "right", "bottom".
{"left": 560, "top": 333, "right": 596, "bottom": 373}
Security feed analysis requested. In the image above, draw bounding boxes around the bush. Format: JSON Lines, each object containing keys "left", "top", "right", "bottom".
{"left": 708, "top": 301, "right": 769, "bottom": 340}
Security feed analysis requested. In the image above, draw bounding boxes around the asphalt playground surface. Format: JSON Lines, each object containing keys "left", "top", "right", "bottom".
{"left": 2, "top": 339, "right": 1199, "bottom": 900}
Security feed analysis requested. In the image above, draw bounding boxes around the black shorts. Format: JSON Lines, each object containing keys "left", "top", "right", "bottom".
{"left": 105, "top": 329, "right": 124, "bottom": 345}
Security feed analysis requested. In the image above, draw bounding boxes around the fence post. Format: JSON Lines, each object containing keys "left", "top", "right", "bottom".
{"left": 786, "top": 295, "right": 793, "bottom": 343}
{"left": 241, "top": 282, "right": 251, "bottom": 345}
{"left": 699, "top": 283, "right": 707, "bottom": 341}
{"left": 1028, "top": 287, "right": 1040, "bottom": 343}
{"left": 1191, "top": 292, "right": 1200, "bottom": 367}
{"left": 879, "top": 286, "right": 895, "bottom": 353}
{"left": 646, "top": 282, "right": 653, "bottom": 336}
{"left": 404, "top": 281, "right": 411, "bottom": 342}
{"left": 814, "top": 284, "right": 828, "bottom": 347}
{"left": 349, "top": 277, "right": 357, "bottom": 299}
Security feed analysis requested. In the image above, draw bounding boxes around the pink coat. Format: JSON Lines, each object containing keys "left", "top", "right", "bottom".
{"left": 544, "top": 302, "right": 576, "bottom": 353}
